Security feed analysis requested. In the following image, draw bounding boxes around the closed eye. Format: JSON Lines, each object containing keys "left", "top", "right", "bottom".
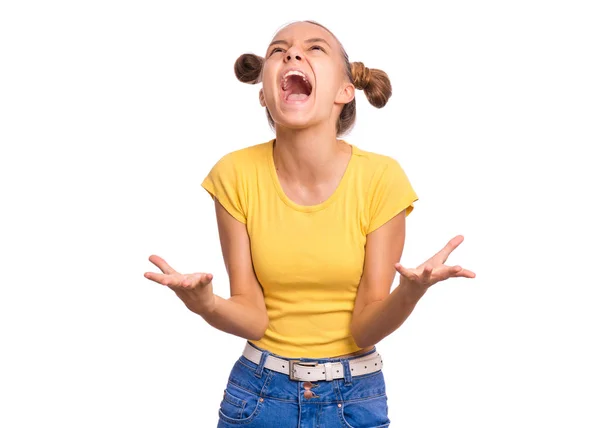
{"left": 269, "top": 47, "right": 285, "bottom": 56}
{"left": 310, "top": 45, "right": 325, "bottom": 52}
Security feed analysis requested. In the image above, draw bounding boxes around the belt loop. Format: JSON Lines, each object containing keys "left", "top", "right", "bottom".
{"left": 254, "top": 349, "right": 269, "bottom": 378}
{"left": 341, "top": 359, "right": 352, "bottom": 385}
{"left": 324, "top": 362, "right": 334, "bottom": 381}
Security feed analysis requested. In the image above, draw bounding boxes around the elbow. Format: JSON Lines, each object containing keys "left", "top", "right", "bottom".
{"left": 351, "top": 323, "right": 373, "bottom": 349}
{"left": 353, "top": 336, "right": 374, "bottom": 349}
{"left": 353, "top": 337, "right": 367, "bottom": 349}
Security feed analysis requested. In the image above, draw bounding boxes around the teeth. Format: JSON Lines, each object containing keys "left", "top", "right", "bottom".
{"left": 284, "top": 70, "right": 307, "bottom": 79}
{"left": 282, "top": 70, "right": 310, "bottom": 90}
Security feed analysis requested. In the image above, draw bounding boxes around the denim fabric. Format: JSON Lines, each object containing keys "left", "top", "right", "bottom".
{"left": 216, "top": 341, "right": 390, "bottom": 427}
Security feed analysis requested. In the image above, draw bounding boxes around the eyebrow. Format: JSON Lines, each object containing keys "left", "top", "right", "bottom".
{"left": 268, "top": 38, "right": 332, "bottom": 49}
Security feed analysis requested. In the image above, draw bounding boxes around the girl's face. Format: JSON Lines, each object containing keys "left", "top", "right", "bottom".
{"left": 260, "top": 22, "right": 355, "bottom": 132}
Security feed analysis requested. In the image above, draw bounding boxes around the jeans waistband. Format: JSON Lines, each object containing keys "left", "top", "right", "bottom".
{"left": 246, "top": 341, "right": 378, "bottom": 364}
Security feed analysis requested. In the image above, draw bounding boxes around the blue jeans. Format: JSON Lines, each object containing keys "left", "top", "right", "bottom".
{"left": 216, "top": 341, "right": 390, "bottom": 427}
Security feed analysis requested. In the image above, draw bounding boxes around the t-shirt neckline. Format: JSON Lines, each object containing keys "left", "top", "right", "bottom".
{"left": 267, "top": 139, "right": 355, "bottom": 213}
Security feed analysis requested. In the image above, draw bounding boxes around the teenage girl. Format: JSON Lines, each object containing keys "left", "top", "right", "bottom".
{"left": 144, "top": 20, "right": 475, "bottom": 427}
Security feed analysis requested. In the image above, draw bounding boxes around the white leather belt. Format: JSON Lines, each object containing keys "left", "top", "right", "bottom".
{"left": 242, "top": 342, "right": 383, "bottom": 382}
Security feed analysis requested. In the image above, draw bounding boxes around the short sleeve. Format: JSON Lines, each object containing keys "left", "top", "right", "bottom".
{"left": 201, "top": 154, "right": 247, "bottom": 224}
{"left": 367, "top": 159, "right": 418, "bottom": 234}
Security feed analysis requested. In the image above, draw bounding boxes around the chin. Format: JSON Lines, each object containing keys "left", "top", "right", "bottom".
{"left": 272, "top": 110, "right": 317, "bottom": 130}
{"left": 266, "top": 99, "right": 319, "bottom": 130}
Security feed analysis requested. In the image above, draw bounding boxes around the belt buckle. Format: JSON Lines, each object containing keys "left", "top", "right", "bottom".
{"left": 289, "top": 360, "right": 319, "bottom": 381}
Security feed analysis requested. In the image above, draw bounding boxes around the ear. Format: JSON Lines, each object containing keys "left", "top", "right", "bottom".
{"left": 335, "top": 81, "right": 355, "bottom": 105}
{"left": 259, "top": 88, "right": 266, "bottom": 107}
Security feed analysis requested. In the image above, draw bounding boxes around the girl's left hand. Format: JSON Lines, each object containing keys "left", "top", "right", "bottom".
{"left": 395, "top": 235, "right": 476, "bottom": 298}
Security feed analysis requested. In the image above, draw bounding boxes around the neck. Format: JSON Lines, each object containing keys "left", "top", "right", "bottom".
{"left": 273, "top": 123, "right": 347, "bottom": 185}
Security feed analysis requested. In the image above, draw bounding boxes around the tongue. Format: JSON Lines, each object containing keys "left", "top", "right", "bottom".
{"left": 287, "top": 93, "right": 309, "bottom": 101}
{"left": 284, "top": 76, "right": 310, "bottom": 101}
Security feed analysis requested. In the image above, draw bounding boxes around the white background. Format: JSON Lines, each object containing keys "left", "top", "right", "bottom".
{"left": 1, "top": 0, "right": 598, "bottom": 427}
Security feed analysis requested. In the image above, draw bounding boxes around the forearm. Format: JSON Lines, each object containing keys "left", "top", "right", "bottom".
{"left": 351, "top": 279, "right": 425, "bottom": 348}
{"left": 190, "top": 294, "right": 269, "bottom": 341}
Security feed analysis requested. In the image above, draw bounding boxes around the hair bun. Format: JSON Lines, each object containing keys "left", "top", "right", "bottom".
{"left": 351, "top": 62, "right": 372, "bottom": 90}
{"left": 234, "top": 53, "right": 264, "bottom": 84}
{"left": 350, "top": 62, "right": 391, "bottom": 108}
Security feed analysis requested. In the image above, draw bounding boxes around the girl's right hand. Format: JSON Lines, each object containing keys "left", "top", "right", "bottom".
{"left": 144, "top": 255, "right": 216, "bottom": 314}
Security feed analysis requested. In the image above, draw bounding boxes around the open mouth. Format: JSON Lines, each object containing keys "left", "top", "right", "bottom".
{"left": 281, "top": 70, "right": 313, "bottom": 102}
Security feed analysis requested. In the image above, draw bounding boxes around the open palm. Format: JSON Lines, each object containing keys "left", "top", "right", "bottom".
{"left": 395, "top": 235, "right": 475, "bottom": 294}
{"left": 144, "top": 255, "right": 215, "bottom": 313}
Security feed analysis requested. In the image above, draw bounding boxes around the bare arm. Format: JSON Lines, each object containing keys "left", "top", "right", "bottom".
{"left": 194, "top": 199, "right": 269, "bottom": 340}
{"left": 350, "top": 210, "right": 423, "bottom": 348}
{"left": 350, "top": 212, "right": 477, "bottom": 348}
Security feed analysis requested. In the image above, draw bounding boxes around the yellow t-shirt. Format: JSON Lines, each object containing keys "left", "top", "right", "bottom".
{"left": 201, "top": 139, "right": 418, "bottom": 358}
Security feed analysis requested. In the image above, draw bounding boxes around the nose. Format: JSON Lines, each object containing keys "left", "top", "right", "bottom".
{"left": 284, "top": 47, "right": 303, "bottom": 63}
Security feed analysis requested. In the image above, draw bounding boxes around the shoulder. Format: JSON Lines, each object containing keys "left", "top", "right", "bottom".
{"left": 350, "top": 142, "right": 417, "bottom": 204}
{"left": 204, "top": 140, "right": 271, "bottom": 187}
{"left": 349, "top": 144, "right": 418, "bottom": 230}
{"left": 212, "top": 140, "right": 272, "bottom": 170}
{"left": 202, "top": 141, "right": 272, "bottom": 223}
{"left": 350, "top": 144, "right": 406, "bottom": 182}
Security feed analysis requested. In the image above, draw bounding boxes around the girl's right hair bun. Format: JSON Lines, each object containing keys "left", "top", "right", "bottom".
{"left": 234, "top": 53, "right": 264, "bottom": 84}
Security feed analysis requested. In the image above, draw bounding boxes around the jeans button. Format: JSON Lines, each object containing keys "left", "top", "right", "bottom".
{"left": 303, "top": 390, "right": 316, "bottom": 399}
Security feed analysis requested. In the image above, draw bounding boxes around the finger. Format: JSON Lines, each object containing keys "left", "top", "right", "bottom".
{"left": 421, "top": 264, "right": 433, "bottom": 284}
{"left": 196, "top": 273, "right": 213, "bottom": 284}
{"left": 162, "top": 273, "right": 191, "bottom": 288}
{"left": 161, "top": 274, "right": 182, "bottom": 287}
{"left": 395, "top": 263, "right": 419, "bottom": 282}
{"left": 427, "top": 265, "right": 456, "bottom": 283}
{"left": 144, "top": 271, "right": 169, "bottom": 286}
{"left": 148, "top": 255, "right": 178, "bottom": 275}
{"left": 454, "top": 267, "right": 476, "bottom": 278}
{"left": 432, "top": 235, "right": 464, "bottom": 264}
{"left": 181, "top": 273, "right": 213, "bottom": 288}
{"left": 440, "top": 265, "right": 475, "bottom": 280}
